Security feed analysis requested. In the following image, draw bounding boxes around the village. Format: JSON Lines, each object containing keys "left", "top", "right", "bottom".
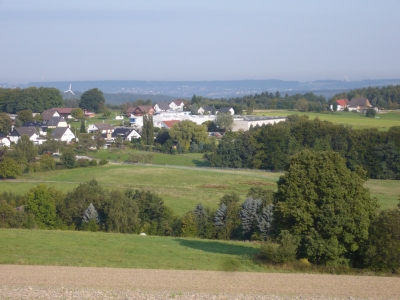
{"left": 1, "top": 99, "right": 285, "bottom": 147}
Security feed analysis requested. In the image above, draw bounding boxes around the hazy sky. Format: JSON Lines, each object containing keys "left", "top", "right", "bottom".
{"left": 1, "top": 0, "right": 400, "bottom": 84}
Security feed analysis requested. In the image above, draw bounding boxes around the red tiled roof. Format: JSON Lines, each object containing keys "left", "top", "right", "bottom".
{"left": 172, "top": 100, "right": 184, "bottom": 105}
{"left": 162, "top": 120, "right": 180, "bottom": 129}
{"left": 335, "top": 99, "right": 349, "bottom": 107}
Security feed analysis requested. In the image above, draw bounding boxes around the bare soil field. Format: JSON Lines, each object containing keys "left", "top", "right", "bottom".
{"left": 1, "top": 265, "right": 399, "bottom": 299}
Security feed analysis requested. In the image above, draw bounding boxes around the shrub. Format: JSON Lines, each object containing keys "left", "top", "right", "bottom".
{"left": 366, "top": 108, "right": 376, "bottom": 118}
{"left": 89, "top": 159, "right": 97, "bottom": 166}
{"left": 99, "top": 159, "right": 109, "bottom": 165}
{"left": 77, "top": 158, "right": 90, "bottom": 167}
{"left": 259, "top": 230, "right": 298, "bottom": 264}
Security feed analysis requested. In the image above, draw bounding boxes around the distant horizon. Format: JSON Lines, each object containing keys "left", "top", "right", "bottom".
{"left": 1, "top": 1, "right": 399, "bottom": 84}
{"left": 3, "top": 77, "right": 400, "bottom": 86}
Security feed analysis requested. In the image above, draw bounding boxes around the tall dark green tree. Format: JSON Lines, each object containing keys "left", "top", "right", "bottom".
{"left": 79, "top": 88, "right": 106, "bottom": 113}
{"left": 80, "top": 120, "right": 86, "bottom": 133}
{"left": 273, "top": 150, "right": 378, "bottom": 266}
{"left": 146, "top": 114, "right": 154, "bottom": 145}
{"left": 141, "top": 113, "right": 148, "bottom": 145}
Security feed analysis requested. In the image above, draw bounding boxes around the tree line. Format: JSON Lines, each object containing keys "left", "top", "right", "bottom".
{"left": 331, "top": 84, "right": 400, "bottom": 109}
{"left": 0, "top": 87, "right": 64, "bottom": 113}
{"left": 0, "top": 87, "right": 106, "bottom": 114}
{"left": 205, "top": 115, "right": 400, "bottom": 179}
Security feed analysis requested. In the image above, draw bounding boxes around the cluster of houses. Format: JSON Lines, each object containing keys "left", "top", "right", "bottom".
{"left": 1, "top": 108, "right": 78, "bottom": 147}
{"left": 0, "top": 99, "right": 288, "bottom": 147}
{"left": 125, "top": 101, "right": 285, "bottom": 131}
{"left": 330, "top": 98, "right": 375, "bottom": 112}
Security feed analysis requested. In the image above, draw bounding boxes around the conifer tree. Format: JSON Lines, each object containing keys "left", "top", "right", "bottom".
{"left": 80, "top": 120, "right": 86, "bottom": 133}
{"left": 239, "top": 197, "right": 262, "bottom": 238}
{"left": 82, "top": 203, "right": 99, "bottom": 224}
{"left": 141, "top": 113, "right": 148, "bottom": 145}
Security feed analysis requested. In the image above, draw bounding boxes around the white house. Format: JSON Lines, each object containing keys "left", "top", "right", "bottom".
{"left": 198, "top": 106, "right": 215, "bottom": 115}
{"left": 8, "top": 127, "right": 40, "bottom": 144}
{"left": 115, "top": 115, "right": 124, "bottom": 120}
{"left": 154, "top": 102, "right": 171, "bottom": 112}
{"left": 0, "top": 133, "right": 11, "bottom": 147}
{"left": 169, "top": 100, "right": 185, "bottom": 111}
{"left": 51, "top": 127, "right": 76, "bottom": 143}
{"left": 47, "top": 116, "right": 68, "bottom": 129}
{"left": 42, "top": 109, "right": 60, "bottom": 122}
{"left": 87, "top": 123, "right": 114, "bottom": 134}
{"left": 111, "top": 127, "right": 141, "bottom": 141}
{"left": 129, "top": 115, "right": 143, "bottom": 127}
{"left": 217, "top": 107, "right": 235, "bottom": 115}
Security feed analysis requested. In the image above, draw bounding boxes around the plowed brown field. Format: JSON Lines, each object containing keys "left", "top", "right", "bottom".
{"left": 0, "top": 265, "right": 399, "bottom": 299}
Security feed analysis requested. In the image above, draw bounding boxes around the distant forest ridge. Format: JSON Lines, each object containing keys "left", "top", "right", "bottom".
{"left": 25, "top": 79, "right": 400, "bottom": 99}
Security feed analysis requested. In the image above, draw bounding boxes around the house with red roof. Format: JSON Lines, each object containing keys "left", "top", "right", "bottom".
{"left": 335, "top": 99, "right": 349, "bottom": 111}
{"left": 161, "top": 120, "right": 181, "bottom": 129}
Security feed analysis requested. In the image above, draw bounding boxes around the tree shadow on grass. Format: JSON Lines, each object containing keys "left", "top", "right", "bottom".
{"left": 174, "top": 238, "right": 258, "bottom": 256}
{"left": 191, "top": 159, "right": 210, "bottom": 167}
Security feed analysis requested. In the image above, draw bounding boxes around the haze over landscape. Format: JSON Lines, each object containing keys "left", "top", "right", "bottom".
{"left": 1, "top": 2, "right": 400, "bottom": 299}
{"left": 1, "top": 0, "right": 400, "bottom": 87}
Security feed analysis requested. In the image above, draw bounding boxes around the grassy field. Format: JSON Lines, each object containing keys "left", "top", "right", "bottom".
{"left": 0, "top": 164, "right": 398, "bottom": 215}
{"left": 1, "top": 164, "right": 280, "bottom": 215}
{"left": 254, "top": 110, "right": 400, "bottom": 130}
{"left": 0, "top": 229, "right": 263, "bottom": 272}
{"left": 88, "top": 149, "right": 210, "bottom": 167}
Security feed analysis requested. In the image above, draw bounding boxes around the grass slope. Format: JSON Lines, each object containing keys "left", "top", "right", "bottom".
{"left": 255, "top": 110, "right": 400, "bottom": 130}
{"left": 0, "top": 164, "right": 398, "bottom": 215}
{"left": 1, "top": 164, "right": 279, "bottom": 215}
{"left": 0, "top": 229, "right": 263, "bottom": 272}
{"left": 88, "top": 149, "right": 210, "bottom": 167}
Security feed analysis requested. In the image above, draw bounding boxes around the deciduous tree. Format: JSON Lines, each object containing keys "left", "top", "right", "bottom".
{"left": 273, "top": 150, "right": 377, "bottom": 266}
{"left": 215, "top": 113, "right": 234, "bottom": 132}
{"left": 25, "top": 184, "right": 62, "bottom": 228}
{"left": 364, "top": 208, "right": 400, "bottom": 273}
{"left": 169, "top": 120, "right": 208, "bottom": 150}
{"left": 17, "top": 109, "right": 33, "bottom": 123}
{"left": 79, "top": 88, "right": 105, "bottom": 113}
{"left": 0, "top": 113, "right": 12, "bottom": 134}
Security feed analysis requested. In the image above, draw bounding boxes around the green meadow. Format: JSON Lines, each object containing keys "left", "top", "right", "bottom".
{"left": 254, "top": 110, "right": 400, "bottom": 130}
{"left": 0, "top": 229, "right": 263, "bottom": 271}
{"left": 1, "top": 164, "right": 280, "bottom": 215}
{"left": 0, "top": 164, "right": 398, "bottom": 215}
{"left": 88, "top": 149, "right": 210, "bottom": 167}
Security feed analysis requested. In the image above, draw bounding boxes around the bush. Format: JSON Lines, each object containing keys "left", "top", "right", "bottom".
{"left": 259, "top": 231, "right": 298, "bottom": 264}
{"left": 76, "top": 158, "right": 90, "bottom": 167}
{"left": 89, "top": 159, "right": 98, "bottom": 166}
{"left": 366, "top": 108, "right": 376, "bottom": 118}
{"left": 99, "top": 159, "right": 109, "bottom": 165}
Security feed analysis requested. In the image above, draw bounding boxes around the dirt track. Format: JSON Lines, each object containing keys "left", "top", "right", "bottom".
{"left": 0, "top": 265, "right": 399, "bottom": 299}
